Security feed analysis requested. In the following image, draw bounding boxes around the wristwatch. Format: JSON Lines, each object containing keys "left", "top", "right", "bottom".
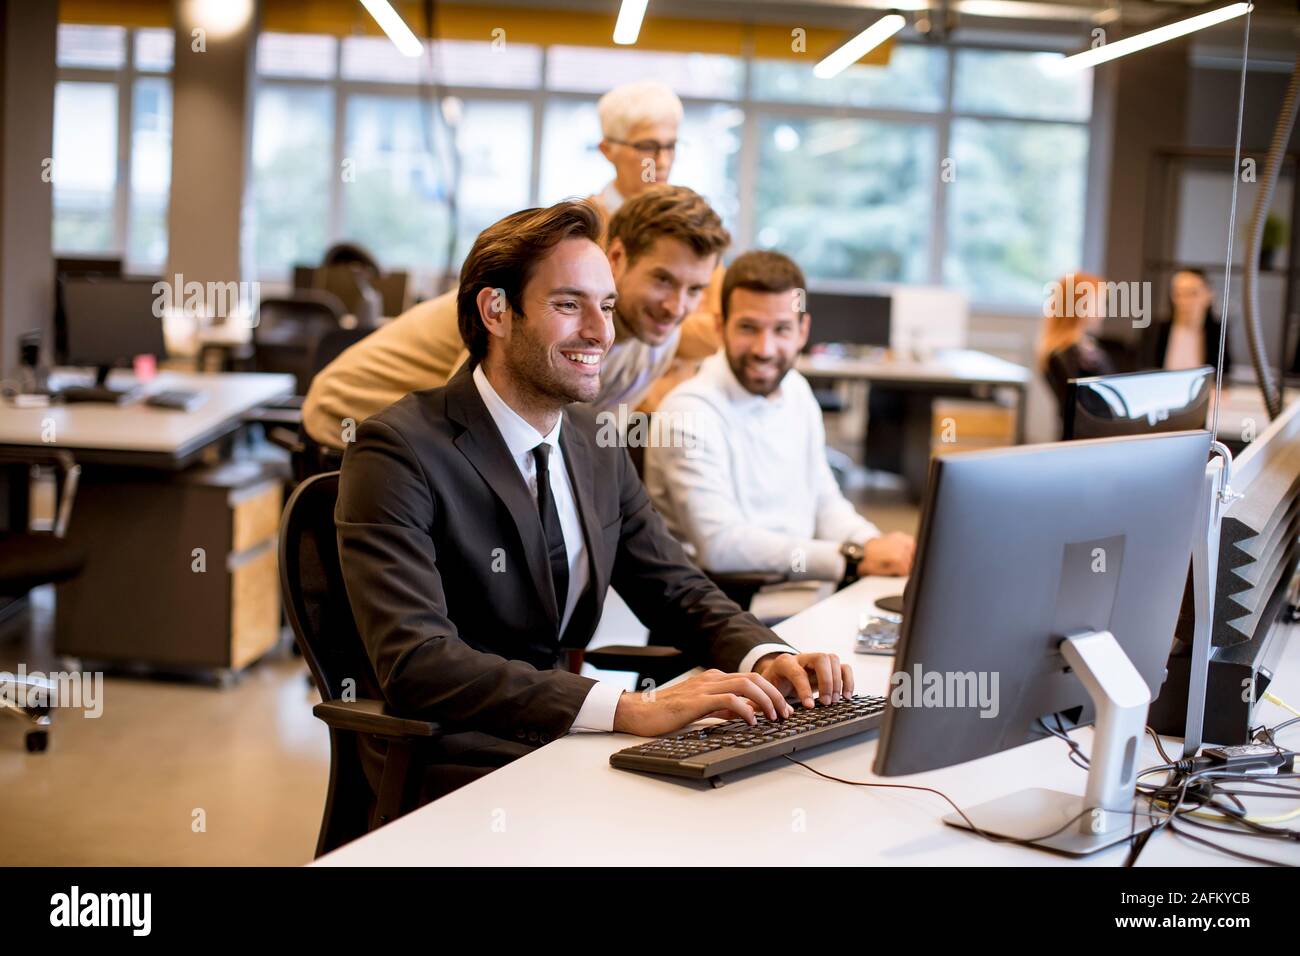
{"left": 839, "top": 541, "right": 866, "bottom": 586}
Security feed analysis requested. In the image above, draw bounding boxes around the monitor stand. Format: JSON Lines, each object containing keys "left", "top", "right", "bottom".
{"left": 942, "top": 629, "right": 1156, "bottom": 856}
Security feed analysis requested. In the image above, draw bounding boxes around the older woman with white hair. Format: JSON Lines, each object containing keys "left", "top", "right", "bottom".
{"left": 593, "top": 80, "right": 684, "bottom": 218}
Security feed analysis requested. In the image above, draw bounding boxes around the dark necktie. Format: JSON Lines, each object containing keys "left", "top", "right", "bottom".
{"left": 532, "top": 443, "right": 569, "bottom": 632}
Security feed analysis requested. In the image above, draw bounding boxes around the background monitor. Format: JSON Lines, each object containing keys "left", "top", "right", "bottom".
{"left": 802, "top": 290, "right": 891, "bottom": 350}
{"left": 61, "top": 276, "right": 166, "bottom": 383}
{"left": 889, "top": 286, "right": 968, "bottom": 353}
{"left": 1064, "top": 366, "right": 1214, "bottom": 440}
{"left": 53, "top": 256, "right": 124, "bottom": 363}
{"left": 875, "top": 431, "right": 1209, "bottom": 776}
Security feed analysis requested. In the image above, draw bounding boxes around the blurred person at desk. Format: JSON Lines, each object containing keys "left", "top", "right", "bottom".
{"left": 336, "top": 200, "right": 852, "bottom": 802}
{"left": 1144, "top": 267, "right": 1231, "bottom": 376}
{"left": 1038, "top": 272, "right": 1115, "bottom": 435}
{"left": 645, "top": 251, "right": 915, "bottom": 621}
{"left": 303, "top": 185, "right": 728, "bottom": 449}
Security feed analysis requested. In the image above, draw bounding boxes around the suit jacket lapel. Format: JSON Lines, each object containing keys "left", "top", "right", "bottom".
{"left": 445, "top": 365, "right": 559, "bottom": 629}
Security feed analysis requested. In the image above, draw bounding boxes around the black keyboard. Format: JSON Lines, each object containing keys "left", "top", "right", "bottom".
{"left": 145, "top": 389, "right": 207, "bottom": 412}
{"left": 610, "top": 694, "right": 887, "bottom": 779}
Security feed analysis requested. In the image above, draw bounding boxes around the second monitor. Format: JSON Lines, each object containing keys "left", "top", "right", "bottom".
{"left": 1065, "top": 365, "right": 1214, "bottom": 440}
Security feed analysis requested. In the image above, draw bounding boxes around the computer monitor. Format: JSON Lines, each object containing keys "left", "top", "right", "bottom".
{"left": 1064, "top": 366, "right": 1214, "bottom": 440}
{"left": 60, "top": 276, "right": 166, "bottom": 400}
{"left": 802, "top": 290, "right": 891, "bottom": 350}
{"left": 873, "top": 430, "right": 1211, "bottom": 855}
{"left": 53, "top": 257, "right": 124, "bottom": 363}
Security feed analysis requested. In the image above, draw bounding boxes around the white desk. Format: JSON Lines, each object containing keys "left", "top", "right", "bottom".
{"left": 314, "top": 578, "right": 1300, "bottom": 867}
{"left": 797, "top": 348, "right": 1030, "bottom": 390}
{"left": 0, "top": 370, "right": 294, "bottom": 468}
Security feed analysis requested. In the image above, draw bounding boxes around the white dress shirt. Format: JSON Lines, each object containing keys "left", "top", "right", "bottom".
{"left": 645, "top": 352, "right": 881, "bottom": 582}
{"left": 472, "top": 366, "right": 623, "bottom": 732}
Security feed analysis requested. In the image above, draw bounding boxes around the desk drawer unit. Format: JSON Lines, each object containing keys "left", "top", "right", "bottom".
{"left": 55, "top": 460, "right": 283, "bottom": 677}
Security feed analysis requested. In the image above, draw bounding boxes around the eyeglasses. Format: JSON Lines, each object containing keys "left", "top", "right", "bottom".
{"left": 606, "top": 138, "right": 678, "bottom": 159}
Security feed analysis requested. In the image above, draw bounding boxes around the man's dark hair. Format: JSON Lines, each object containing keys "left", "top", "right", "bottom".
{"left": 721, "top": 249, "right": 807, "bottom": 321}
{"left": 606, "top": 185, "right": 730, "bottom": 266}
{"left": 457, "top": 199, "right": 604, "bottom": 363}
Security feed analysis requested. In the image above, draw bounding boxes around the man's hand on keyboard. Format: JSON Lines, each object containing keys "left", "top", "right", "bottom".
{"left": 754, "top": 652, "right": 855, "bottom": 710}
{"left": 612, "top": 669, "right": 795, "bottom": 737}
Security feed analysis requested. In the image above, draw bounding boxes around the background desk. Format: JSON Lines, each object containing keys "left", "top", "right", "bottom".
{"left": 0, "top": 370, "right": 294, "bottom": 470}
{"left": 0, "top": 370, "right": 295, "bottom": 679}
{"left": 797, "top": 349, "right": 1031, "bottom": 498}
{"left": 315, "top": 576, "right": 1299, "bottom": 867}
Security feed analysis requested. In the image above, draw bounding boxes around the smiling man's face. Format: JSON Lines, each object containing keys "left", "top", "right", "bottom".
{"left": 501, "top": 237, "right": 617, "bottom": 406}
{"left": 609, "top": 236, "right": 716, "bottom": 348}
{"left": 722, "top": 286, "right": 810, "bottom": 397}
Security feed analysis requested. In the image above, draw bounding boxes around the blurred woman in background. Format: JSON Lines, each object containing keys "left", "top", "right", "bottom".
{"left": 1037, "top": 271, "right": 1114, "bottom": 436}
{"left": 1146, "top": 267, "right": 1230, "bottom": 375}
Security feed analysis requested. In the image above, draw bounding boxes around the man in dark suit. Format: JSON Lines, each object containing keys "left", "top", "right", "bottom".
{"left": 337, "top": 199, "right": 854, "bottom": 801}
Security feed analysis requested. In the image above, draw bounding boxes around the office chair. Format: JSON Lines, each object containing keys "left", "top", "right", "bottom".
{"left": 281, "top": 471, "right": 445, "bottom": 856}
{"left": 0, "top": 450, "right": 86, "bottom": 753}
{"left": 252, "top": 291, "right": 347, "bottom": 395}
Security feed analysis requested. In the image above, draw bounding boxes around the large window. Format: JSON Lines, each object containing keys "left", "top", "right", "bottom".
{"left": 250, "top": 85, "right": 334, "bottom": 276}
{"left": 754, "top": 117, "right": 936, "bottom": 283}
{"left": 247, "top": 34, "right": 1093, "bottom": 308}
{"left": 943, "top": 50, "right": 1091, "bottom": 304}
{"left": 53, "top": 25, "right": 173, "bottom": 271}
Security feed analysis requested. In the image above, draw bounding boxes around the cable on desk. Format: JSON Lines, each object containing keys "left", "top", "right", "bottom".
{"left": 780, "top": 755, "right": 1164, "bottom": 850}
{"left": 1168, "top": 817, "right": 1295, "bottom": 866}
{"left": 1146, "top": 725, "right": 1175, "bottom": 766}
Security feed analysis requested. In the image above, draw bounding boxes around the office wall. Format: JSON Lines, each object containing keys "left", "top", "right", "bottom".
{"left": 1186, "top": 64, "right": 1300, "bottom": 153}
{"left": 165, "top": 0, "right": 259, "bottom": 291}
{"left": 1103, "top": 41, "right": 1190, "bottom": 287}
{"left": 0, "top": 0, "right": 57, "bottom": 376}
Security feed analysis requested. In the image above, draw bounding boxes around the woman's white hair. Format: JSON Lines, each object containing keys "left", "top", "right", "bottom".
{"left": 597, "top": 81, "right": 684, "bottom": 141}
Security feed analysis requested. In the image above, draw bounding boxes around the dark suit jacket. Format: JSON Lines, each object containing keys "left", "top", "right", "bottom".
{"left": 1145, "top": 315, "right": 1231, "bottom": 378}
{"left": 335, "top": 363, "right": 779, "bottom": 745}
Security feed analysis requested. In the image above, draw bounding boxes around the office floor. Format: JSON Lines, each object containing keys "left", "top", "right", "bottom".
{"left": 0, "top": 421, "right": 918, "bottom": 867}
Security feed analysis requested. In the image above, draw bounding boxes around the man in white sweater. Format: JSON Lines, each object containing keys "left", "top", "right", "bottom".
{"left": 645, "top": 250, "right": 915, "bottom": 595}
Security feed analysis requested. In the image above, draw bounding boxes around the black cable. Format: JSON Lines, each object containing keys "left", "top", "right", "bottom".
{"left": 1169, "top": 816, "right": 1295, "bottom": 866}
{"left": 1146, "top": 725, "right": 1175, "bottom": 765}
{"left": 781, "top": 756, "right": 1163, "bottom": 849}
{"left": 1177, "top": 809, "right": 1300, "bottom": 842}
{"left": 1039, "top": 716, "right": 1091, "bottom": 769}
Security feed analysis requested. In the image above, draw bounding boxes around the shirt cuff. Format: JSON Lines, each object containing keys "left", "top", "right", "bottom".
{"left": 802, "top": 539, "right": 847, "bottom": 581}
{"left": 738, "top": 642, "right": 798, "bottom": 675}
{"left": 568, "top": 679, "right": 625, "bottom": 733}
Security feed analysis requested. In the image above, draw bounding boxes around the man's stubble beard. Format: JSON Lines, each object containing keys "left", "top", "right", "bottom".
{"left": 506, "top": 312, "right": 600, "bottom": 409}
